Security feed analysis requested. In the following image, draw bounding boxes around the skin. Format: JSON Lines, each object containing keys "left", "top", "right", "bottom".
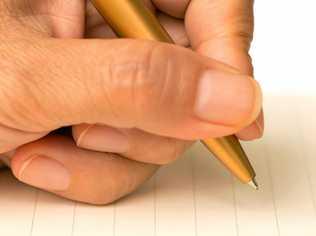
{"left": 0, "top": 0, "right": 263, "bottom": 204}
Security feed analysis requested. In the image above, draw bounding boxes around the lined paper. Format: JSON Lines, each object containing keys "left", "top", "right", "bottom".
{"left": 1, "top": 95, "right": 316, "bottom": 236}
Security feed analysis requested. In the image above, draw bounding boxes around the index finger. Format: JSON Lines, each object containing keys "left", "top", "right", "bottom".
{"left": 185, "top": 0, "right": 254, "bottom": 74}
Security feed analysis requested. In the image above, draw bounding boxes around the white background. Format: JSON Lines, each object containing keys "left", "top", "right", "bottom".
{"left": 253, "top": 0, "right": 316, "bottom": 95}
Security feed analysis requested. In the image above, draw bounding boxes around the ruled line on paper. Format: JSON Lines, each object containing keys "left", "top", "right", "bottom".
{"left": 71, "top": 202, "right": 77, "bottom": 236}
{"left": 295, "top": 98, "right": 316, "bottom": 215}
{"left": 154, "top": 176, "right": 157, "bottom": 236}
{"left": 113, "top": 203, "right": 116, "bottom": 236}
{"left": 262, "top": 140, "right": 281, "bottom": 236}
{"left": 29, "top": 190, "right": 39, "bottom": 236}
{"left": 0, "top": 171, "right": 38, "bottom": 235}
{"left": 232, "top": 179, "right": 240, "bottom": 236}
{"left": 191, "top": 155, "right": 198, "bottom": 236}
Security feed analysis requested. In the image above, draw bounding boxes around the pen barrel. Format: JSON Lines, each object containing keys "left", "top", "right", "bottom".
{"left": 90, "top": 0, "right": 173, "bottom": 42}
{"left": 90, "top": 0, "right": 256, "bottom": 184}
{"left": 202, "top": 137, "right": 256, "bottom": 183}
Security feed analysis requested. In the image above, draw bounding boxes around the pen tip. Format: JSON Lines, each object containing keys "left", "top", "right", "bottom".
{"left": 248, "top": 178, "right": 259, "bottom": 190}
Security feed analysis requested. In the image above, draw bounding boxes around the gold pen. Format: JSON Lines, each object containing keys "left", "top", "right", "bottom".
{"left": 90, "top": 0, "right": 258, "bottom": 189}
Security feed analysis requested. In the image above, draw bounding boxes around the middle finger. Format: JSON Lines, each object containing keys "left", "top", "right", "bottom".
{"left": 73, "top": 124, "right": 193, "bottom": 165}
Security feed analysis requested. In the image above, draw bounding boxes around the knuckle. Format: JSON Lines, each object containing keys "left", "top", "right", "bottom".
{"left": 156, "top": 140, "right": 187, "bottom": 165}
{"left": 83, "top": 165, "right": 141, "bottom": 205}
{"left": 97, "top": 42, "right": 179, "bottom": 127}
{"left": 79, "top": 183, "right": 125, "bottom": 205}
{"left": 85, "top": 191, "right": 119, "bottom": 205}
{"left": 139, "top": 44, "right": 199, "bottom": 127}
{"left": 133, "top": 44, "right": 181, "bottom": 123}
{"left": 220, "top": 28, "right": 254, "bottom": 50}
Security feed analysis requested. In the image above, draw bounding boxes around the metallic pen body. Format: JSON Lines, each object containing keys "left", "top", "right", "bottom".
{"left": 90, "top": 0, "right": 257, "bottom": 188}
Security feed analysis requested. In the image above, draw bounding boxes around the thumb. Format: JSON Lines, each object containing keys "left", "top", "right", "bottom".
{"left": 2, "top": 38, "right": 262, "bottom": 140}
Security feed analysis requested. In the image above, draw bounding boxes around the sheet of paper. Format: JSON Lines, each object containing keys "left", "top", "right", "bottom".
{"left": 1, "top": 95, "right": 316, "bottom": 236}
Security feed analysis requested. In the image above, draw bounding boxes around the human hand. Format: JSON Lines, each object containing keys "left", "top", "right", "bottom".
{"left": 0, "top": 0, "right": 262, "bottom": 204}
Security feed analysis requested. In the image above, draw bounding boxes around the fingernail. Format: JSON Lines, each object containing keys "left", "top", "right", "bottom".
{"left": 77, "top": 125, "right": 130, "bottom": 153}
{"left": 194, "top": 71, "right": 262, "bottom": 127}
{"left": 17, "top": 155, "right": 70, "bottom": 191}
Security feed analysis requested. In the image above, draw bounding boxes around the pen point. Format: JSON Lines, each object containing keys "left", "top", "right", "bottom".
{"left": 248, "top": 179, "right": 259, "bottom": 190}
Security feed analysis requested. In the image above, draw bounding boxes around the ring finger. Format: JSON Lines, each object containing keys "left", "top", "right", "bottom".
{"left": 11, "top": 135, "right": 158, "bottom": 204}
